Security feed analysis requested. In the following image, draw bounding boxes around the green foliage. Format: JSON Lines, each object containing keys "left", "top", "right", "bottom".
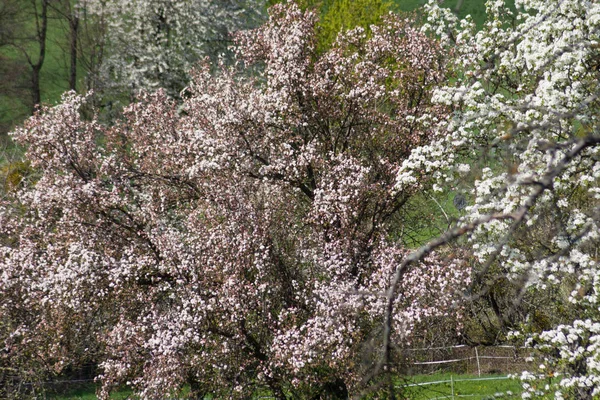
{"left": 0, "top": 159, "right": 31, "bottom": 193}
{"left": 318, "top": 0, "right": 392, "bottom": 50}
{"left": 268, "top": 0, "right": 392, "bottom": 52}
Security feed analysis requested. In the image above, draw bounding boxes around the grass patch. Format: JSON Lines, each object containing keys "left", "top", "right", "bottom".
{"left": 393, "top": 189, "right": 466, "bottom": 248}
{"left": 393, "top": 0, "right": 515, "bottom": 29}
{"left": 399, "top": 372, "right": 523, "bottom": 399}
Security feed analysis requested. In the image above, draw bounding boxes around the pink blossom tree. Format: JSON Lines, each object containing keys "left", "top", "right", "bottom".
{"left": 0, "top": 2, "right": 469, "bottom": 398}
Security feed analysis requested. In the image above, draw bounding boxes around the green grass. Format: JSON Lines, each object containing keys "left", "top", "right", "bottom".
{"left": 393, "top": 0, "right": 487, "bottom": 26}
{"left": 399, "top": 372, "right": 523, "bottom": 399}
{"left": 48, "top": 373, "right": 525, "bottom": 399}
{"left": 393, "top": 189, "right": 467, "bottom": 248}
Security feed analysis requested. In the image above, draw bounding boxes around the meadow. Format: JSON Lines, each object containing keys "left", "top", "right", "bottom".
{"left": 49, "top": 373, "right": 526, "bottom": 399}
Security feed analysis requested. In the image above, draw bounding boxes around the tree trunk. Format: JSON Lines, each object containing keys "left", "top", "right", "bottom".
{"left": 30, "top": 0, "right": 48, "bottom": 112}
{"left": 31, "top": 63, "right": 41, "bottom": 108}
{"left": 69, "top": 13, "right": 78, "bottom": 91}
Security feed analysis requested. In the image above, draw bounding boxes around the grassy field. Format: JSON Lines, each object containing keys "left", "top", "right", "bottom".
{"left": 49, "top": 386, "right": 131, "bottom": 400}
{"left": 48, "top": 385, "right": 132, "bottom": 400}
{"left": 48, "top": 373, "right": 524, "bottom": 399}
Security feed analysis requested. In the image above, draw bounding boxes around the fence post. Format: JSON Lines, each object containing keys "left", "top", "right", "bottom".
{"left": 451, "top": 375, "right": 455, "bottom": 400}
{"left": 475, "top": 347, "right": 481, "bottom": 377}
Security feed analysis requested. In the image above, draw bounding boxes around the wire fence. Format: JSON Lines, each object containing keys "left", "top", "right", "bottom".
{"left": 392, "top": 345, "right": 533, "bottom": 399}
{"left": 400, "top": 344, "right": 534, "bottom": 376}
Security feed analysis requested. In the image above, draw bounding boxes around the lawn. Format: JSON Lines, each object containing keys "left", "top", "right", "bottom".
{"left": 49, "top": 373, "right": 525, "bottom": 399}
{"left": 393, "top": 0, "right": 499, "bottom": 28}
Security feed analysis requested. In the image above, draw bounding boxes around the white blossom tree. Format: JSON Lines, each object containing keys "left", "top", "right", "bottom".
{"left": 373, "top": 0, "right": 600, "bottom": 397}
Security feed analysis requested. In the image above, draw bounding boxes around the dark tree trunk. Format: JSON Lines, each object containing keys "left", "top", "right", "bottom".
{"left": 30, "top": 0, "right": 48, "bottom": 112}
{"left": 31, "top": 64, "right": 41, "bottom": 108}
{"left": 311, "top": 378, "right": 349, "bottom": 400}
{"left": 69, "top": 13, "right": 78, "bottom": 91}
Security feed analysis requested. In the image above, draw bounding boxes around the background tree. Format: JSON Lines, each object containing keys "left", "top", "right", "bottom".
{"left": 0, "top": 1, "right": 30, "bottom": 136}
{"left": 0, "top": 0, "right": 92, "bottom": 135}
{"left": 0, "top": 0, "right": 19, "bottom": 47}
{"left": 0, "top": 0, "right": 267, "bottom": 137}
{"left": 49, "top": 0, "right": 81, "bottom": 92}
{"left": 82, "top": 0, "right": 266, "bottom": 99}
{"left": 23, "top": 0, "right": 48, "bottom": 113}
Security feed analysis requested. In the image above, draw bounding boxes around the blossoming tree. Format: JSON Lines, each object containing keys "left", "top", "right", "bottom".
{"left": 380, "top": 0, "right": 600, "bottom": 397}
{"left": 0, "top": 2, "right": 469, "bottom": 398}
